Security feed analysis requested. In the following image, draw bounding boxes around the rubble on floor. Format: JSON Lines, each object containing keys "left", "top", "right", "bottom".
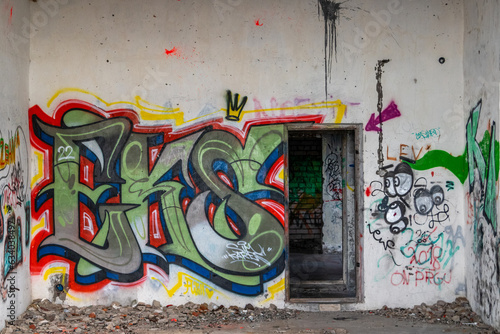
{"left": 361, "top": 297, "right": 498, "bottom": 332}
{"left": 2, "top": 299, "right": 297, "bottom": 333}
{"left": 1, "top": 297, "right": 498, "bottom": 333}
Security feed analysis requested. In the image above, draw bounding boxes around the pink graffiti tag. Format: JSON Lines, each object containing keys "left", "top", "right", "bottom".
{"left": 365, "top": 101, "right": 401, "bottom": 132}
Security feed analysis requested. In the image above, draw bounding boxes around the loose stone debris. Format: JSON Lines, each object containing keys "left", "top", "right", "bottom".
{"left": 361, "top": 297, "right": 499, "bottom": 333}
{"left": 2, "top": 299, "right": 296, "bottom": 333}
{"left": 0, "top": 297, "right": 498, "bottom": 333}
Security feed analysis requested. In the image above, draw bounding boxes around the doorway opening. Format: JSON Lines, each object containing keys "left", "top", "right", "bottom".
{"left": 286, "top": 124, "right": 362, "bottom": 302}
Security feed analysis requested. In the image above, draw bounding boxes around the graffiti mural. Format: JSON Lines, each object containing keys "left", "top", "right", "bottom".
{"left": 369, "top": 98, "right": 499, "bottom": 291}
{"left": 30, "top": 97, "right": 346, "bottom": 297}
{"left": 465, "top": 100, "right": 497, "bottom": 232}
{"left": 368, "top": 162, "right": 449, "bottom": 237}
{"left": 3, "top": 206, "right": 22, "bottom": 280}
{"left": 368, "top": 174, "right": 459, "bottom": 289}
{"left": 0, "top": 127, "right": 30, "bottom": 301}
{"left": 409, "top": 100, "right": 498, "bottom": 243}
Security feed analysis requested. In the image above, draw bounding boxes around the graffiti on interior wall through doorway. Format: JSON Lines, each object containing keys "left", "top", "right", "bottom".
{"left": 30, "top": 96, "right": 347, "bottom": 298}
{"left": 324, "top": 148, "right": 342, "bottom": 201}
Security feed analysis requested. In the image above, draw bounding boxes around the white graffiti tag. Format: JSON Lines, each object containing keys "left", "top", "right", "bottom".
{"left": 223, "top": 241, "right": 271, "bottom": 268}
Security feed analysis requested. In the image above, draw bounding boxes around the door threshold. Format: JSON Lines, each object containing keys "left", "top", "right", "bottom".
{"left": 288, "top": 297, "right": 358, "bottom": 304}
{"left": 291, "top": 279, "right": 344, "bottom": 285}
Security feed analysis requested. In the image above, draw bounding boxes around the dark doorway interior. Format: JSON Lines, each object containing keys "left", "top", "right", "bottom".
{"left": 287, "top": 129, "right": 356, "bottom": 300}
{"left": 288, "top": 134, "right": 324, "bottom": 254}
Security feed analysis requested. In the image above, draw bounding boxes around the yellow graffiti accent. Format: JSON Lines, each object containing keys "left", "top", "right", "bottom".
{"left": 0, "top": 130, "right": 21, "bottom": 170}
{"left": 31, "top": 150, "right": 45, "bottom": 188}
{"left": 278, "top": 168, "right": 284, "bottom": 182}
{"left": 32, "top": 216, "right": 46, "bottom": 235}
{"left": 48, "top": 88, "right": 185, "bottom": 126}
{"left": 47, "top": 89, "right": 346, "bottom": 126}
{"left": 152, "top": 272, "right": 222, "bottom": 299}
{"left": 182, "top": 274, "right": 216, "bottom": 298}
{"left": 346, "top": 167, "right": 354, "bottom": 192}
{"left": 346, "top": 183, "right": 354, "bottom": 192}
{"left": 260, "top": 278, "right": 285, "bottom": 304}
{"left": 43, "top": 266, "right": 66, "bottom": 280}
{"left": 152, "top": 275, "right": 180, "bottom": 298}
{"left": 43, "top": 267, "right": 81, "bottom": 301}
{"left": 333, "top": 101, "right": 346, "bottom": 123}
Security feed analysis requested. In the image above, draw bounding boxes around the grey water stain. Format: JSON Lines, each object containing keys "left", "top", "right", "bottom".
{"left": 318, "top": 0, "right": 345, "bottom": 97}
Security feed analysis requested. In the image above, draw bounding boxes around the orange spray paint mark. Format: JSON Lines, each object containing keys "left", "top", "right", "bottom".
{"left": 255, "top": 19, "right": 263, "bottom": 26}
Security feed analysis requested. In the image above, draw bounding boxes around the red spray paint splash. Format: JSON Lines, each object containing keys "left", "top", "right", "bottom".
{"left": 165, "top": 47, "right": 178, "bottom": 57}
{"left": 8, "top": 7, "right": 13, "bottom": 26}
{"left": 254, "top": 19, "right": 263, "bottom": 26}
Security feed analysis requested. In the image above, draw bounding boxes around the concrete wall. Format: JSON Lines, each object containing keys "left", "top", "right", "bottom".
{"left": 463, "top": 0, "right": 500, "bottom": 330}
{"left": 322, "top": 134, "right": 343, "bottom": 255}
{"left": 0, "top": 0, "right": 32, "bottom": 330}
{"left": 28, "top": 0, "right": 468, "bottom": 310}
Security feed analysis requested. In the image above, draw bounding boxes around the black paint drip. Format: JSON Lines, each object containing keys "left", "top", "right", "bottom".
{"left": 318, "top": 0, "right": 343, "bottom": 98}
{"left": 375, "top": 59, "right": 390, "bottom": 175}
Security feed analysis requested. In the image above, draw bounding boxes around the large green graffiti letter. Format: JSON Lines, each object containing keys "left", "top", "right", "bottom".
{"left": 33, "top": 111, "right": 143, "bottom": 278}
{"left": 466, "top": 100, "right": 497, "bottom": 231}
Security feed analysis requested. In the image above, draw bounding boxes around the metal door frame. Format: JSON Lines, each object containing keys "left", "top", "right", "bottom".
{"left": 284, "top": 123, "right": 364, "bottom": 303}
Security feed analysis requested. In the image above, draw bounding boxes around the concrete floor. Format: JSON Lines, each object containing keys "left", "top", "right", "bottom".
{"left": 135, "top": 310, "right": 496, "bottom": 333}
{"left": 289, "top": 253, "right": 343, "bottom": 281}
{"left": 289, "top": 253, "right": 350, "bottom": 299}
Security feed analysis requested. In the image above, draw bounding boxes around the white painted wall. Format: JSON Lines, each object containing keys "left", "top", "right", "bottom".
{"left": 463, "top": 0, "right": 500, "bottom": 330}
{"left": 28, "top": 0, "right": 467, "bottom": 311}
{"left": 0, "top": 0, "right": 32, "bottom": 330}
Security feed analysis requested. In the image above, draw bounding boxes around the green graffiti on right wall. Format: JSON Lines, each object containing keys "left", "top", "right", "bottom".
{"left": 409, "top": 149, "right": 468, "bottom": 183}
{"left": 408, "top": 100, "right": 498, "bottom": 231}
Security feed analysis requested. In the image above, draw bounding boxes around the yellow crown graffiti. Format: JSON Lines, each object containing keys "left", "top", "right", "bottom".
{"left": 225, "top": 90, "right": 248, "bottom": 121}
